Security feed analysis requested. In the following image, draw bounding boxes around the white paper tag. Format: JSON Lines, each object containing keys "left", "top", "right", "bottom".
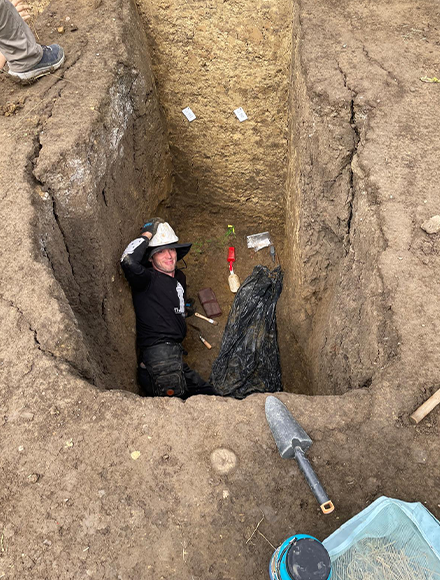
{"left": 182, "top": 107, "right": 196, "bottom": 122}
{"left": 234, "top": 107, "right": 248, "bottom": 122}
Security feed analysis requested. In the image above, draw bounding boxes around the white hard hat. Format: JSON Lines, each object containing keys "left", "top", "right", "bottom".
{"left": 148, "top": 222, "right": 192, "bottom": 261}
{"left": 149, "top": 222, "right": 179, "bottom": 247}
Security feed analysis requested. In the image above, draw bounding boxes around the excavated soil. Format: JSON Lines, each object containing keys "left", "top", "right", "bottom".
{"left": 1, "top": 0, "right": 440, "bottom": 579}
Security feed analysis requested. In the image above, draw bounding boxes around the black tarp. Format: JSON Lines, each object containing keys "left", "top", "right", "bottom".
{"left": 210, "top": 265, "right": 283, "bottom": 398}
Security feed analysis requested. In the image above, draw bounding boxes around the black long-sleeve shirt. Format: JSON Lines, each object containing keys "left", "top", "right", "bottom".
{"left": 120, "top": 237, "right": 187, "bottom": 349}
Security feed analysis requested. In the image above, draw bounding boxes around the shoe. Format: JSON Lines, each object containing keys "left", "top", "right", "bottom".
{"left": 8, "top": 44, "right": 64, "bottom": 82}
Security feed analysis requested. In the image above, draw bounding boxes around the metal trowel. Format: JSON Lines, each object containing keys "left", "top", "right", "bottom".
{"left": 265, "top": 396, "right": 334, "bottom": 514}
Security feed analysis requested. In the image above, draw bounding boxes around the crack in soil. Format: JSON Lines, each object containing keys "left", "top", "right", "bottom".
{"left": 336, "top": 60, "right": 360, "bottom": 253}
{"left": 0, "top": 294, "right": 93, "bottom": 383}
{"left": 345, "top": 97, "right": 360, "bottom": 247}
{"left": 31, "top": 132, "right": 81, "bottom": 298}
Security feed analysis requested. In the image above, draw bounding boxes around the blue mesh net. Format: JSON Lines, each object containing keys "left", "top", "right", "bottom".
{"left": 323, "top": 497, "right": 440, "bottom": 580}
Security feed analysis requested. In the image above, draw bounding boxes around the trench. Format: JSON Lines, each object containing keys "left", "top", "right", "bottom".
{"left": 34, "top": 0, "right": 394, "bottom": 397}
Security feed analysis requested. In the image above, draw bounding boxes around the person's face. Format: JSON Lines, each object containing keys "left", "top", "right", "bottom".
{"left": 151, "top": 248, "right": 177, "bottom": 275}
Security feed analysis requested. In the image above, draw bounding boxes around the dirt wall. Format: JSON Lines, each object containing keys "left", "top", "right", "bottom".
{"left": 135, "top": 0, "right": 292, "bottom": 227}
{"left": 28, "top": 0, "right": 173, "bottom": 390}
{"left": 281, "top": 1, "right": 430, "bottom": 395}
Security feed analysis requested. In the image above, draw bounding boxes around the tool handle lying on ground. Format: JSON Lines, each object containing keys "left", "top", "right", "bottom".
{"left": 195, "top": 312, "right": 218, "bottom": 325}
{"left": 294, "top": 447, "right": 335, "bottom": 514}
{"left": 198, "top": 336, "right": 212, "bottom": 349}
{"left": 188, "top": 322, "right": 212, "bottom": 349}
{"left": 410, "top": 387, "right": 440, "bottom": 424}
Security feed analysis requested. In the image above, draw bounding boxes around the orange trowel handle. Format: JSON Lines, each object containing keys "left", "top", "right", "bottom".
{"left": 199, "top": 336, "right": 212, "bottom": 349}
{"left": 320, "top": 501, "right": 335, "bottom": 514}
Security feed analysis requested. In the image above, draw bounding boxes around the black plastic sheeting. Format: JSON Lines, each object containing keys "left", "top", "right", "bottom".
{"left": 210, "top": 265, "right": 283, "bottom": 398}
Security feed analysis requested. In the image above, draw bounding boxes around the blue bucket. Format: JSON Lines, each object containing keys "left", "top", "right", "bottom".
{"left": 269, "top": 534, "right": 332, "bottom": 580}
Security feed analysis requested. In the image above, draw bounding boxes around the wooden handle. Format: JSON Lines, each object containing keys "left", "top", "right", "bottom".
{"left": 199, "top": 336, "right": 212, "bottom": 349}
{"left": 410, "top": 387, "right": 440, "bottom": 423}
{"left": 195, "top": 312, "right": 218, "bottom": 325}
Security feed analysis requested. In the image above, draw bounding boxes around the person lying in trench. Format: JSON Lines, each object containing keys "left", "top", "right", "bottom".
{"left": 0, "top": 0, "right": 64, "bottom": 81}
{"left": 120, "top": 218, "right": 219, "bottom": 399}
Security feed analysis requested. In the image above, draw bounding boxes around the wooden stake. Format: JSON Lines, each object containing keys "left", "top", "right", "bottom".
{"left": 410, "top": 387, "right": 440, "bottom": 424}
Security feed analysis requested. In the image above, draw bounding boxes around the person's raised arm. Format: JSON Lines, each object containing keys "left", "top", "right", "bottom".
{"left": 120, "top": 218, "right": 164, "bottom": 290}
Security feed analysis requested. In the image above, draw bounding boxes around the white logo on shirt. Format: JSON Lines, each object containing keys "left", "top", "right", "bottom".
{"left": 174, "top": 282, "right": 185, "bottom": 317}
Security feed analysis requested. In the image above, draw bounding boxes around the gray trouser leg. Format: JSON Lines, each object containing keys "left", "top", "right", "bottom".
{"left": 0, "top": 0, "right": 42, "bottom": 72}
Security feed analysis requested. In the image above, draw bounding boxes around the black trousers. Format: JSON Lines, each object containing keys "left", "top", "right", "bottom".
{"left": 138, "top": 342, "right": 217, "bottom": 399}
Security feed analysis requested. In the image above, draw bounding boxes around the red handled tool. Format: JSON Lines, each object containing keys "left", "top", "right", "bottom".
{"left": 227, "top": 247, "right": 240, "bottom": 292}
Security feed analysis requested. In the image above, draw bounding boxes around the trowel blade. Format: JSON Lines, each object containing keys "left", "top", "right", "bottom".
{"left": 265, "top": 396, "right": 312, "bottom": 459}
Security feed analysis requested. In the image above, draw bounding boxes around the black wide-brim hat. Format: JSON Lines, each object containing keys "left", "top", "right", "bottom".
{"left": 148, "top": 242, "right": 192, "bottom": 262}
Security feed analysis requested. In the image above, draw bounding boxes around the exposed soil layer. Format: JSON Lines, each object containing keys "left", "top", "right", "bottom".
{"left": 0, "top": 0, "right": 440, "bottom": 579}
{"left": 136, "top": 0, "right": 292, "bottom": 227}
{"left": 283, "top": 1, "right": 440, "bottom": 397}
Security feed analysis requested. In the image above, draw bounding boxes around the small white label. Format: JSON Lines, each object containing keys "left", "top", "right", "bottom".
{"left": 182, "top": 107, "right": 196, "bottom": 122}
{"left": 234, "top": 107, "right": 248, "bottom": 122}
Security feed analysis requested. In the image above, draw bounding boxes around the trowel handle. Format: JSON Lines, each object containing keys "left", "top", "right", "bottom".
{"left": 199, "top": 336, "right": 212, "bottom": 350}
{"left": 294, "top": 447, "right": 334, "bottom": 514}
{"left": 195, "top": 312, "right": 218, "bottom": 325}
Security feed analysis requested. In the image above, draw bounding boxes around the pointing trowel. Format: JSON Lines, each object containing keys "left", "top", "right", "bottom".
{"left": 265, "top": 396, "right": 334, "bottom": 514}
{"left": 188, "top": 323, "right": 212, "bottom": 350}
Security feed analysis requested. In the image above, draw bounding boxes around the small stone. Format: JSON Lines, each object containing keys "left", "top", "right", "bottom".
{"left": 421, "top": 215, "right": 440, "bottom": 234}
{"left": 18, "top": 445, "right": 24, "bottom": 452}
{"left": 21, "top": 412, "right": 34, "bottom": 421}
{"left": 208, "top": 478, "right": 221, "bottom": 487}
{"left": 210, "top": 448, "right": 238, "bottom": 475}
{"left": 43, "top": 539, "right": 52, "bottom": 546}
{"left": 57, "top": 26, "right": 64, "bottom": 34}
{"left": 28, "top": 473, "right": 40, "bottom": 483}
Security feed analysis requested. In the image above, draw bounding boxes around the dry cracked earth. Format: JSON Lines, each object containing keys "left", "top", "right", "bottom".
{"left": 0, "top": 0, "right": 440, "bottom": 579}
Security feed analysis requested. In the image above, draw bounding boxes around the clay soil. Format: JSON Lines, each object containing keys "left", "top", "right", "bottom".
{"left": 1, "top": 0, "right": 440, "bottom": 579}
